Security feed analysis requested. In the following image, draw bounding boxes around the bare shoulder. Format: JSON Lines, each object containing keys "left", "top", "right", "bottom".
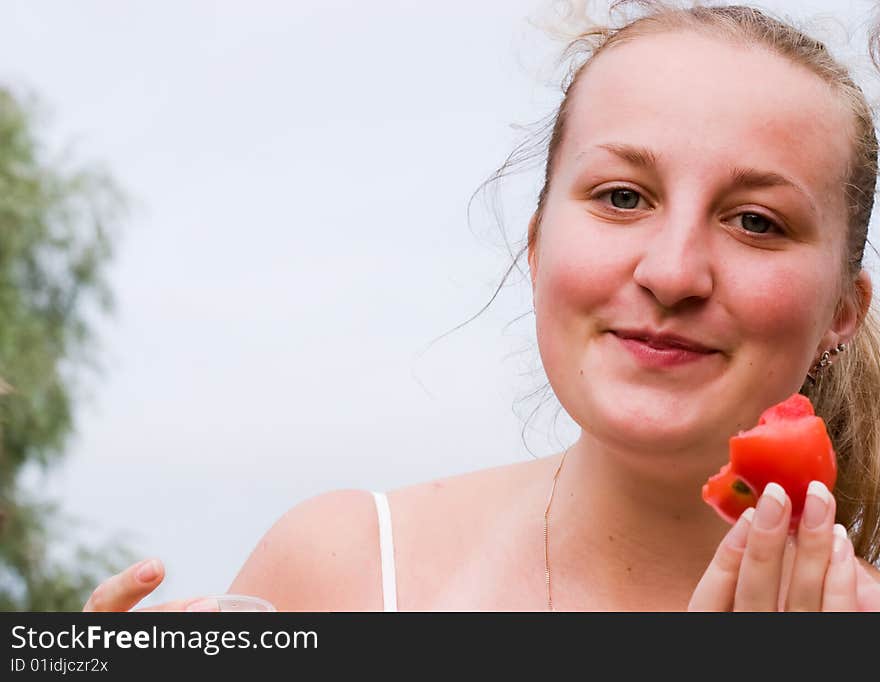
{"left": 226, "top": 455, "right": 554, "bottom": 612}
{"left": 386, "top": 456, "right": 549, "bottom": 525}
{"left": 383, "top": 455, "right": 555, "bottom": 609}
{"left": 228, "top": 488, "right": 384, "bottom": 611}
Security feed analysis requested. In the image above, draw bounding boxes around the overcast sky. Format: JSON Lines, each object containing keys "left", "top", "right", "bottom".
{"left": 1, "top": 0, "right": 878, "bottom": 609}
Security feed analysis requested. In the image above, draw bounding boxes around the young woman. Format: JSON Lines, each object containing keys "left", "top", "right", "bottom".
{"left": 85, "top": 2, "right": 880, "bottom": 611}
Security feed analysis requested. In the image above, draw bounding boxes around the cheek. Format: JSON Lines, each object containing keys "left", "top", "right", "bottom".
{"left": 533, "top": 210, "right": 633, "bottom": 320}
{"left": 725, "top": 256, "right": 829, "bottom": 350}
{"left": 538, "top": 251, "right": 617, "bottom": 313}
{"left": 532, "top": 214, "right": 639, "bottom": 396}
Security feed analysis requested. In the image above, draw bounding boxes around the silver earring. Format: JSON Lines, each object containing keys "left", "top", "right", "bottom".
{"left": 806, "top": 342, "right": 847, "bottom": 385}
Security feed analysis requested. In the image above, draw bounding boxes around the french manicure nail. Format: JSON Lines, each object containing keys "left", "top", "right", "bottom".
{"left": 831, "top": 524, "right": 850, "bottom": 563}
{"left": 186, "top": 598, "right": 220, "bottom": 612}
{"left": 755, "top": 482, "right": 786, "bottom": 530}
{"left": 135, "top": 559, "right": 160, "bottom": 583}
{"left": 802, "top": 481, "right": 831, "bottom": 529}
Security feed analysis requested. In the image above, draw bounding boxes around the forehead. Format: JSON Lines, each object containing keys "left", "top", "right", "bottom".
{"left": 561, "top": 31, "right": 853, "bottom": 215}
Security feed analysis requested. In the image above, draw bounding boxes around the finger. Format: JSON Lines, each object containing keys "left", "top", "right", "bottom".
{"left": 821, "top": 524, "right": 858, "bottom": 612}
{"left": 856, "top": 557, "right": 880, "bottom": 585}
{"left": 83, "top": 558, "right": 165, "bottom": 612}
{"left": 734, "top": 482, "right": 791, "bottom": 611}
{"left": 856, "top": 562, "right": 880, "bottom": 612}
{"left": 785, "top": 481, "right": 836, "bottom": 611}
{"left": 688, "top": 507, "right": 754, "bottom": 611}
{"left": 777, "top": 535, "right": 797, "bottom": 611}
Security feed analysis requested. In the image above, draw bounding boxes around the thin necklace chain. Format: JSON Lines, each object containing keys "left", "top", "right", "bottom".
{"left": 543, "top": 445, "right": 572, "bottom": 611}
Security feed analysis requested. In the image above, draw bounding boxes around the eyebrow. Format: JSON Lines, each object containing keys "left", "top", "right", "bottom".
{"left": 587, "top": 142, "right": 817, "bottom": 215}
{"left": 596, "top": 142, "right": 659, "bottom": 168}
{"left": 729, "top": 167, "right": 817, "bottom": 215}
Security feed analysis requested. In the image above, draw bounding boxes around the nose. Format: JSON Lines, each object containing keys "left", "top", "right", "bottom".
{"left": 631, "top": 207, "right": 715, "bottom": 310}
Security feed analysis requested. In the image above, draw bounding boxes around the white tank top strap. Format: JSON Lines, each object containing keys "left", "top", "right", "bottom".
{"left": 371, "top": 490, "right": 398, "bottom": 612}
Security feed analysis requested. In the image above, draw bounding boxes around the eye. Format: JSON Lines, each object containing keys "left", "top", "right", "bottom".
{"left": 599, "top": 188, "right": 644, "bottom": 210}
{"left": 733, "top": 212, "right": 780, "bottom": 235}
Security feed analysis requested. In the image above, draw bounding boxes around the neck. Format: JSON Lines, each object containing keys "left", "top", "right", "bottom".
{"left": 546, "top": 431, "right": 732, "bottom": 611}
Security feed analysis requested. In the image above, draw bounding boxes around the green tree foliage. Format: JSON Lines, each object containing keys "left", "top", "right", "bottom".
{"left": 0, "top": 87, "right": 131, "bottom": 610}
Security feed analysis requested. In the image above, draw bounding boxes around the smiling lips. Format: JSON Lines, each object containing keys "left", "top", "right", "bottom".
{"left": 610, "top": 329, "right": 719, "bottom": 368}
{"left": 612, "top": 329, "right": 717, "bottom": 353}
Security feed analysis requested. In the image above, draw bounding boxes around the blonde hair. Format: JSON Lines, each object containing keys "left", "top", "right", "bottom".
{"left": 525, "top": 1, "right": 880, "bottom": 563}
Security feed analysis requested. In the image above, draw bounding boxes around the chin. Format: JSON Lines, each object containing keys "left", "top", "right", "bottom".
{"left": 576, "top": 382, "right": 727, "bottom": 453}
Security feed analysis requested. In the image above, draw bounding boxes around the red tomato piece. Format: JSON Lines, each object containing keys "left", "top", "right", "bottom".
{"left": 702, "top": 393, "right": 837, "bottom": 532}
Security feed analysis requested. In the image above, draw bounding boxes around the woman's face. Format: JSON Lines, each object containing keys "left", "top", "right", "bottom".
{"left": 529, "top": 31, "right": 862, "bottom": 456}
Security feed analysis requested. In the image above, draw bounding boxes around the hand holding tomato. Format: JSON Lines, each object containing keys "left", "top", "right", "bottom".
{"left": 689, "top": 482, "right": 880, "bottom": 611}
{"left": 702, "top": 394, "right": 837, "bottom": 532}
{"left": 693, "top": 394, "right": 879, "bottom": 610}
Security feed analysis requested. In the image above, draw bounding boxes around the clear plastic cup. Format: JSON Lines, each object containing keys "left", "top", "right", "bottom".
{"left": 210, "top": 594, "right": 277, "bottom": 612}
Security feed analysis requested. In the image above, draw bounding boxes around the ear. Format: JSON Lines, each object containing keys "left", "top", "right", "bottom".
{"left": 818, "top": 269, "right": 873, "bottom": 354}
{"left": 527, "top": 212, "right": 539, "bottom": 293}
